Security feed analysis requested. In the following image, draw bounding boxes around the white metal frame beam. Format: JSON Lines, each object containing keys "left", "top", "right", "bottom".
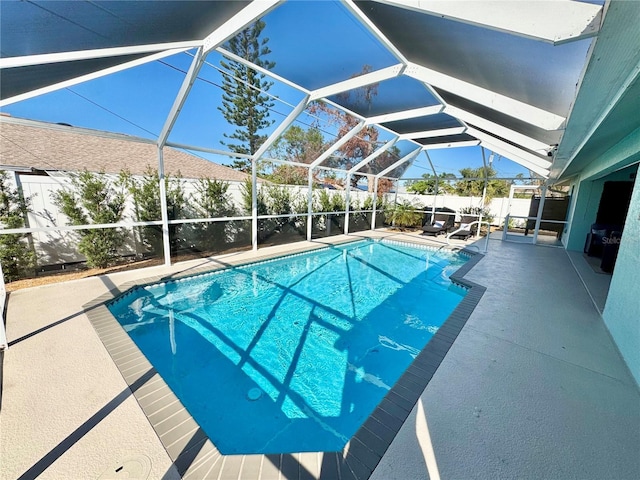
{"left": 422, "top": 140, "right": 480, "bottom": 150}
{"left": 159, "top": 0, "right": 285, "bottom": 146}
{"left": 156, "top": 48, "right": 205, "bottom": 265}
{"left": 309, "top": 121, "right": 367, "bottom": 169}
{"left": 364, "top": 105, "right": 443, "bottom": 124}
{"left": 401, "top": 126, "right": 466, "bottom": 140}
{"left": 466, "top": 126, "right": 552, "bottom": 170}
{"left": 0, "top": 41, "right": 202, "bottom": 69}
{"left": 305, "top": 121, "right": 366, "bottom": 240}
{"left": 342, "top": 0, "right": 409, "bottom": 64}
{"left": 371, "top": 176, "right": 380, "bottom": 230}
{"left": 404, "top": 63, "right": 566, "bottom": 130}
{"left": 345, "top": 134, "right": 398, "bottom": 232}
{"left": 157, "top": 147, "right": 172, "bottom": 267}
{"left": 202, "top": 0, "right": 282, "bottom": 53}
{"left": 0, "top": 48, "right": 189, "bottom": 107}
{"left": 348, "top": 137, "right": 399, "bottom": 174}
{"left": 480, "top": 140, "right": 550, "bottom": 178}
{"left": 375, "top": 146, "right": 423, "bottom": 178}
{"left": 158, "top": 47, "right": 205, "bottom": 147}
{"left": 250, "top": 96, "right": 311, "bottom": 250}
{"left": 373, "top": 0, "right": 602, "bottom": 45}
{"left": 251, "top": 95, "right": 311, "bottom": 161}
{"left": 309, "top": 64, "right": 404, "bottom": 101}
{"left": 444, "top": 105, "right": 554, "bottom": 153}
{"left": 318, "top": 98, "right": 421, "bottom": 150}
{"left": 216, "top": 47, "right": 310, "bottom": 94}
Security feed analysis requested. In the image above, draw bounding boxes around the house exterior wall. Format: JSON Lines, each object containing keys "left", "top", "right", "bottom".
{"left": 603, "top": 176, "right": 640, "bottom": 384}
{"left": 562, "top": 126, "right": 640, "bottom": 384}
{"left": 564, "top": 127, "right": 640, "bottom": 252}
{"left": 565, "top": 167, "right": 636, "bottom": 252}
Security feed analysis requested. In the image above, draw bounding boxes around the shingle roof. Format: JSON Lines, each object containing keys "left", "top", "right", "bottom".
{"left": 0, "top": 117, "right": 250, "bottom": 182}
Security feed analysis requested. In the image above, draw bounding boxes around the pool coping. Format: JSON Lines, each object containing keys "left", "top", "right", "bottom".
{"left": 83, "top": 239, "right": 486, "bottom": 480}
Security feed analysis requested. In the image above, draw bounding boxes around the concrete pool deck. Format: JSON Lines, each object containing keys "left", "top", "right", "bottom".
{"left": 1, "top": 231, "right": 639, "bottom": 479}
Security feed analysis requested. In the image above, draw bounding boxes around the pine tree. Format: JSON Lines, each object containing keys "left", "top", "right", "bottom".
{"left": 219, "top": 19, "right": 275, "bottom": 172}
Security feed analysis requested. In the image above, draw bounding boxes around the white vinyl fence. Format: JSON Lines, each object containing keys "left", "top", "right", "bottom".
{"left": 7, "top": 172, "right": 532, "bottom": 267}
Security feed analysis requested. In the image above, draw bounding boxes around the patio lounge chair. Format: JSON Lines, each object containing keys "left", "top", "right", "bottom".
{"left": 449, "top": 216, "right": 478, "bottom": 240}
{"left": 422, "top": 212, "right": 455, "bottom": 236}
{"left": 584, "top": 223, "right": 621, "bottom": 257}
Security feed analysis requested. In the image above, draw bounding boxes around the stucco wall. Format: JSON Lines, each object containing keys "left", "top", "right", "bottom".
{"left": 566, "top": 166, "right": 637, "bottom": 252}
{"left": 564, "top": 127, "right": 640, "bottom": 252}
{"left": 561, "top": 125, "right": 640, "bottom": 384}
{"left": 603, "top": 176, "right": 640, "bottom": 384}
{"left": 566, "top": 179, "right": 598, "bottom": 251}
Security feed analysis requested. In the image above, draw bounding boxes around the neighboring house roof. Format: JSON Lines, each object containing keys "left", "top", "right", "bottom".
{"left": 0, "top": 117, "right": 250, "bottom": 182}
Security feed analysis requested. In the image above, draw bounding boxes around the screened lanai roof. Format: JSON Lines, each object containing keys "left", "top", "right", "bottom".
{"left": 0, "top": 0, "right": 618, "bottom": 182}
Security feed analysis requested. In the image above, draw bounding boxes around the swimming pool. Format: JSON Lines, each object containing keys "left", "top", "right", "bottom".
{"left": 108, "top": 239, "right": 468, "bottom": 455}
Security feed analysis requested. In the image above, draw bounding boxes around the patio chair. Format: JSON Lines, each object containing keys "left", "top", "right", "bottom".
{"left": 422, "top": 212, "right": 455, "bottom": 236}
{"left": 449, "top": 216, "right": 478, "bottom": 240}
{"left": 584, "top": 223, "right": 621, "bottom": 257}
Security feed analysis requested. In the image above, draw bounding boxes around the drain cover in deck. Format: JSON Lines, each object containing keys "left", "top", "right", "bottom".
{"left": 98, "top": 455, "right": 151, "bottom": 479}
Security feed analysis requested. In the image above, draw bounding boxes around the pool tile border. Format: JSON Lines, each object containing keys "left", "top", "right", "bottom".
{"left": 84, "top": 240, "right": 486, "bottom": 480}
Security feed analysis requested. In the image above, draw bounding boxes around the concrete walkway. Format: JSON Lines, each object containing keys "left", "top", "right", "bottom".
{"left": 1, "top": 233, "right": 638, "bottom": 479}
{"left": 371, "top": 238, "right": 639, "bottom": 480}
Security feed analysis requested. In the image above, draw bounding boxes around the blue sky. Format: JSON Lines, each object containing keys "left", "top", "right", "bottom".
{"left": 1, "top": 1, "right": 530, "bottom": 181}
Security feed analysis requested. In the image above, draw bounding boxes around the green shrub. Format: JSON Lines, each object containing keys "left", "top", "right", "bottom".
{"left": 315, "top": 189, "right": 332, "bottom": 213}
{"left": 330, "top": 192, "right": 346, "bottom": 212}
{"left": 190, "top": 178, "right": 236, "bottom": 252}
{"left": 385, "top": 200, "right": 424, "bottom": 229}
{"left": 51, "top": 170, "right": 126, "bottom": 268}
{"left": 240, "top": 178, "right": 268, "bottom": 216}
{"left": 459, "top": 206, "right": 494, "bottom": 224}
{"left": 123, "top": 167, "right": 186, "bottom": 256}
{"left": 0, "top": 171, "right": 36, "bottom": 281}
{"left": 265, "top": 185, "right": 293, "bottom": 216}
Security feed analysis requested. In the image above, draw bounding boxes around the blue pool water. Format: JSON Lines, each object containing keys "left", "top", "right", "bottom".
{"left": 108, "top": 239, "right": 467, "bottom": 454}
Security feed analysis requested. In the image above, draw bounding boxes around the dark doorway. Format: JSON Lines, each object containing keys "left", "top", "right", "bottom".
{"left": 596, "top": 181, "right": 634, "bottom": 226}
{"left": 589, "top": 180, "right": 634, "bottom": 272}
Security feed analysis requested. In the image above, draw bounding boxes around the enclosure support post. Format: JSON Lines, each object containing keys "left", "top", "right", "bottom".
{"left": 533, "top": 184, "right": 547, "bottom": 244}
{"left": 371, "top": 176, "right": 379, "bottom": 230}
{"left": 344, "top": 173, "right": 351, "bottom": 235}
{"left": 425, "top": 151, "right": 437, "bottom": 222}
{"left": 157, "top": 147, "right": 172, "bottom": 267}
{"left": 307, "top": 167, "right": 314, "bottom": 241}
{"left": 479, "top": 148, "right": 489, "bottom": 239}
{"left": 504, "top": 184, "right": 517, "bottom": 241}
{"left": 252, "top": 158, "right": 258, "bottom": 251}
